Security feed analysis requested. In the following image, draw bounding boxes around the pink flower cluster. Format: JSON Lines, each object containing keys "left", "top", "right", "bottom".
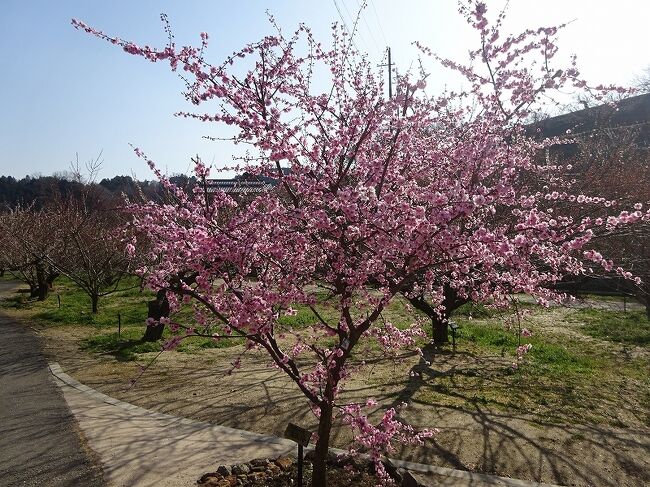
{"left": 342, "top": 400, "right": 436, "bottom": 483}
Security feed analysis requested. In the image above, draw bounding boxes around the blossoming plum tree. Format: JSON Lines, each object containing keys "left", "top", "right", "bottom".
{"left": 73, "top": 2, "right": 648, "bottom": 485}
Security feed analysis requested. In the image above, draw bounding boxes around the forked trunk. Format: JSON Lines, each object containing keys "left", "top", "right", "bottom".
{"left": 407, "top": 285, "right": 469, "bottom": 344}
{"left": 408, "top": 295, "right": 450, "bottom": 343}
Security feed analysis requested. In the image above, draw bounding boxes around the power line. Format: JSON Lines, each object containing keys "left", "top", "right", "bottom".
{"left": 355, "top": 0, "right": 382, "bottom": 53}
{"left": 332, "top": 0, "right": 361, "bottom": 52}
{"left": 368, "top": 0, "right": 388, "bottom": 46}
{"left": 341, "top": 0, "right": 371, "bottom": 53}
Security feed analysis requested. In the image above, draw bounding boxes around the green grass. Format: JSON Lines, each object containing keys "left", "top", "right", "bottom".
{"left": 277, "top": 303, "right": 335, "bottom": 328}
{"left": 1, "top": 276, "right": 152, "bottom": 329}
{"left": 454, "top": 299, "right": 537, "bottom": 320}
{"left": 577, "top": 293, "right": 631, "bottom": 302}
{"left": 460, "top": 321, "right": 519, "bottom": 347}
{"left": 0, "top": 272, "right": 18, "bottom": 281}
{"left": 420, "top": 304, "right": 650, "bottom": 425}
{"left": 277, "top": 294, "right": 429, "bottom": 331}
{"left": 571, "top": 308, "right": 650, "bottom": 345}
{"left": 0, "top": 275, "right": 247, "bottom": 360}
{"left": 2, "top": 291, "right": 31, "bottom": 308}
{"left": 4, "top": 276, "right": 649, "bottom": 426}
{"left": 413, "top": 319, "right": 642, "bottom": 424}
{"left": 455, "top": 302, "right": 499, "bottom": 319}
{"left": 527, "top": 342, "right": 594, "bottom": 375}
{"left": 457, "top": 321, "right": 595, "bottom": 375}
{"left": 176, "top": 335, "right": 238, "bottom": 352}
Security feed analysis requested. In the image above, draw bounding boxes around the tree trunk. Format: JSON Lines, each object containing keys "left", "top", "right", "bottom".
{"left": 91, "top": 294, "right": 99, "bottom": 314}
{"left": 37, "top": 282, "right": 49, "bottom": 301}
{"left": 35, "top": 263, "right": 49, "bottom": 301}
{"left": 408, "top": 296, "right": 450, "bottom": 343}
{"left": 312, "top": 402, "right": 334, "bottom": 487}
{"left": 432, "top": 316, "right": 448, "bottom": 344}
{"left": 143, "top": 321, "right": 165, "bottom": 341}
{"left": 143, "top": 289, "right": 170, "bottom": 342}
{"left": 407, "top": 284, "right": 469, "bottom": 344}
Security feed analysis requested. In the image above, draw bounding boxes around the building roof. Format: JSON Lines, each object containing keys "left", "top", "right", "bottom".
{"left": 205, "top": 169, "right": 290, "bottom": 194}
{"left": 534, "top": 93, "right": 650, "bottom": 145}
{"left": 205, "top": 179, "right": 274, "bottom": 194}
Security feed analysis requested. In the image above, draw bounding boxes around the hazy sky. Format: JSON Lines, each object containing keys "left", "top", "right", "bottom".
{"left": 1, "top": 0, "right": 648, "bottom": 180}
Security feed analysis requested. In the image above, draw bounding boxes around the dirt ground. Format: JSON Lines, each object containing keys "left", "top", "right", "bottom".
{"left": 32, "top": 324, "right": 647, "bottom": 487}
{"left": 1, "top": 281, "right": 648, "bottom": 487}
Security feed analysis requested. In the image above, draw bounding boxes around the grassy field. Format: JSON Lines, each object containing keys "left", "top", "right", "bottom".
{"left": 2, "top": 276, "right": 649, "bottom": 485}
{"left": 0, "top": 276, "right": 238, "bottom": 360}
{"left": 2, "top": 276, "right": 649, "bottom": 427}
{"left": 571, "top": 308, "right": 650, "bottom": 345}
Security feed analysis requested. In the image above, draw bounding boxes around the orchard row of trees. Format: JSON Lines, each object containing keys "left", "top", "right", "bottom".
{"left": 0, "top": 159, "right": 203, "bottom": 314}
{"left": 0, "top": 191, "right": 132, "bottom": 313}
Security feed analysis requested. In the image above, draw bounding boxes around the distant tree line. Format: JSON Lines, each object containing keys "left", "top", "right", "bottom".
{"left": 0, "top": 173, "right": 197, "bottom": 209}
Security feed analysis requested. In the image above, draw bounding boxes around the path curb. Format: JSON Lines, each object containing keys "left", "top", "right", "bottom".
{"left": 49, "top": 362, "right": 564, "bottom": 487}
{"left": 49, "top": 362, "right": 292, "bottom": 447}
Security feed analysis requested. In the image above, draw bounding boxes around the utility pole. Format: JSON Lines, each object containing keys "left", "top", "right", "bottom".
{"left": 379, "top": 47, "right": 394, "bottom": 99}
{"left": 388, "top": 47, "right": 392, "bottom": 100}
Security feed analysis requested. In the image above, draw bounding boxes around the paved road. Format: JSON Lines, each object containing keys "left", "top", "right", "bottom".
{"left": 0, "top": 281, "right": 104, "bottom": 486}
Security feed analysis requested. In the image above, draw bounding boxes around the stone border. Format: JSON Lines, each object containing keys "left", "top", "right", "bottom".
{"left": 49, "top": 362, "right": 564, "bottom": 487}
{"left": 385, "top": 457, "right": 564, "bottom": 487}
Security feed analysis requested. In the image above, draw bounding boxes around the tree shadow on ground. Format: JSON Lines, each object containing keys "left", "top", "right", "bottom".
{"left": 48, "top": 324, "right": 649, "bottom": 487}
{"left": 81, "top": 334, "right": 160, "bottom": 362}
{"left": 381, "top": 343, "right": 650, "bottom": 487}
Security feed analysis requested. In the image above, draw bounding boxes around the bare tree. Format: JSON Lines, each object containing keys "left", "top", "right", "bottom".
{"left": 48, "top": 196, "right": 132, "bottom": 313}
{"left": 551, "top": 119, "right": 650, "bottom": 317}
{"left": 634, "top": 66, "right": 650, "bottom": 94}
{"left": 0, "top": 206, "right": 63, "bottom": 300}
